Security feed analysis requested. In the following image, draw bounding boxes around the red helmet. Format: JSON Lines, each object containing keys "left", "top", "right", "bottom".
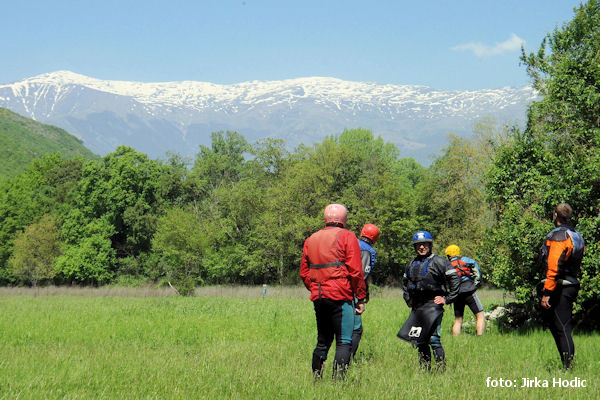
{"left": 360, "top": 224, "right": 380, "bottom": 243}
{"left": 323, "top": 203, "right": 348, "bottom": 226}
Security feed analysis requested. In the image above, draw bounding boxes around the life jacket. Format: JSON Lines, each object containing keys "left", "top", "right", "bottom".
{"left": 306, "top": 227, "right": 350, "bottom": 292}
{"left": 359, "top": 239, "right": 376, "bottom": 280}
{"left": 405, "top": 255, "right": 442, "bottom": 294}
{"left": 565, "top": 229, "right": 585, "bottom": 273}
{"left": 541, "top": 226, "right": 585, "bottom": 280}
{"left": 450, "top": 257, "right": 473, "bottom": 279}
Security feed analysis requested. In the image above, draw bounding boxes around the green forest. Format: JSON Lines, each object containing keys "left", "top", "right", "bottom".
{"left": 0, "top": 107, "right": 98, "bottom": 181}
{"left": 1, "top": 0, "right": 599, "bottom": 324}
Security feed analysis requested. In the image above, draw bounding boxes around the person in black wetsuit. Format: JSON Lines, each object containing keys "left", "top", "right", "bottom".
{"left": 398, "top": 231, "right": 460, "bottom": 371}
{"left": 538, "top": 203, "right": 584, "bottom": 369}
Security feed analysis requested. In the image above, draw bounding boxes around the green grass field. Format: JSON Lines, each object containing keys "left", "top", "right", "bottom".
{"left": 0, "top": 287, "right": 597, "bottom": 399}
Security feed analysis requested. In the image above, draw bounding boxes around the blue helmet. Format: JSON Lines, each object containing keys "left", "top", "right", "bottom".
{"left": 412, "top": 231, "right": 433, "bottom": 244}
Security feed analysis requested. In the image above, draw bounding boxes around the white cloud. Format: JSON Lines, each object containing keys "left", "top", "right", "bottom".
{"left": 451, "top": 33, "right": 525, "bottom": 57}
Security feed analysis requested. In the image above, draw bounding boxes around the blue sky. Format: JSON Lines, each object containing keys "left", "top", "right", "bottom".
{"left": 2, "top": 0, "right": 583, "bottom": 89}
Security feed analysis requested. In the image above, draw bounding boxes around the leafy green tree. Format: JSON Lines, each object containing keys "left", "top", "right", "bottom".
{"left": 152, "top": 207, "right": 208, "bottom": 295}
{"left": 153, "top": 132, "right": 273, "bottom": 287}
{"left": 155, "top": 128, "right": 426, "bottom": 286}
{"left": 243, "top": 138, "right": 291, "bottom": 283}
{"left": 187, "top": 131, "right": 265, "bottom": 283}
{"left": 483, "top": 1, "right": 600, "bottom": 321}
{"left": 55, "top": 217, "right": 116, "bottom": 284}
{"left": 417, "top": 119, "right": 508, "bottom": 261}
{"left": 252, "top": 129, "right": 425, "bottom": 284}
{"left": 190, "top": 131, "right": 250, "bottom": 195}
{"left": 336, "top": 130, "right": 427, "bottom": 283}
{"left": 0, "top": 154, "right": 83, "bottom": 282}
{"left": 157, "top": 152, "right": 195, "bottom": 207}
{"left": 8, "top": 214, "right": 61, "bottom": 287}
{"left": 247, "top": 138, "right": 288, "bottom": 182}
{"left": 482, "top": 128, "right": 552, "bottom": 300}
{"left": 60, "top": 146, "right": 169, "bottom": 283}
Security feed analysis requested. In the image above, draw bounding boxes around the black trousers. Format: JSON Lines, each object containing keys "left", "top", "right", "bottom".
{"left": 311, "top": 298, "right": 354, "bottom": 377}
{"left": 542, "top": 285, "right": 579, "bottom": 368}
{"left": 350, "top": 325, "right": 363, "bottom": 358}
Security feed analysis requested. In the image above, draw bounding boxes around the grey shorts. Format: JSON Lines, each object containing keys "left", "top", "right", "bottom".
{"left": 453, "top": 291, "right": 483, "bottom": 318}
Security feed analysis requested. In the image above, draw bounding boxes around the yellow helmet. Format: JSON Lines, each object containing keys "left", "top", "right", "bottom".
{"left": 445, "top": 244, "right": 461, "bottom": 258}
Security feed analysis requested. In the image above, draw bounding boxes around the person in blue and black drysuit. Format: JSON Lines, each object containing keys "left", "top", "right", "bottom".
{"left": 398, "top": 231, "right": 460, "bottom": 371}
{"left": 351, "top": 223, "right": 380, "bottom": 358}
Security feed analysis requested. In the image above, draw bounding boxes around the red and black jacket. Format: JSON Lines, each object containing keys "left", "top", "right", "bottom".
{"left": 300, "top": 226, "right": 366, "bottom": 302}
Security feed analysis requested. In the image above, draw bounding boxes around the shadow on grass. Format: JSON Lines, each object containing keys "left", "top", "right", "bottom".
{"left": 488, "top": 300, "right": 600, "bottom": 334}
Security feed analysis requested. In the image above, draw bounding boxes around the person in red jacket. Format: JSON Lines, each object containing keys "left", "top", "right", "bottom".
{"left": 300, "top": 203, "right": 367, "bottom": 380}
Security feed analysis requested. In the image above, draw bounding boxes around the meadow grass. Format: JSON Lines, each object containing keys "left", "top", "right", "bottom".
{"left": 0, "top": 287, "right": 597, "bottom": 399}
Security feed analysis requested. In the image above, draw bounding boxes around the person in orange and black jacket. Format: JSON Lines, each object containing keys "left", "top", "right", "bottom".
{"left": 300, "top": 204, "right": 367, "bottom": 380}
{"left": 538, "top": 203, "right": 585, "bottom": 369}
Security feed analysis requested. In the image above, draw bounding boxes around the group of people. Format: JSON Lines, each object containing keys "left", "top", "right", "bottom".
{"left": 300, "top": 202, "right": 585, "bottom": 379}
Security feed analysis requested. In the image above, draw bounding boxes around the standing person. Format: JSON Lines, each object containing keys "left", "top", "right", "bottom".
{"left": 300, "top": 203, "right": 367, "bottom": 380}
{"left": 444, "top": 245, "right": 485, "bottom": 336}
{"left": 351, "top": 223, "right": 380, "bottom": 358}
{"left": 398, "top": 231, "right": 460, "bottom": 371}
{"left": 538, "top": 203, "right": 584, "bottom": 369}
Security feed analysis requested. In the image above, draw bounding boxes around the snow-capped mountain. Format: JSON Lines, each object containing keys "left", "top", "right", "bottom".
{"left": 0, "top": 71, "right": 538, "bottom": 164}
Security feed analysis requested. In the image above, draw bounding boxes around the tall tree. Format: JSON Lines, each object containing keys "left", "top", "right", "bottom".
{"left": 484, "top": 0, "right": 600, "bottom": 318}
{"left": 152, "top": 206, "right": 208, "bottom": 294}
{"left": 0, "top": 154, "right": 83, "bottom": 282}
{"left": 190, "top": 131, "right": 250, "bottom": 195}
{"left": 8, "top": 214, "right": 61, "bottom": 287}
{"left": 253, "top": 129, "right": 424, "bottom": 284}
{"left": 417, "top": 118, "right": 505, "bottom": 258}
{"left": 57, "top": 146, "right": 169, "bottom": 283}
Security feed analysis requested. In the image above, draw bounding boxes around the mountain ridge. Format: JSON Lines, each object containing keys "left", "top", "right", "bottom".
{"left": 0, "top": 71, "right": 538, "bottom": 164}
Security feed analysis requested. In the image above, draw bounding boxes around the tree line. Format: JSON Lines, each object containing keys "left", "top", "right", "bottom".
{"left": 1, "top": 0, "right": 599, "bottom": 326}
{"left": 0, "top": 129, "right": 430, "bottom": 291}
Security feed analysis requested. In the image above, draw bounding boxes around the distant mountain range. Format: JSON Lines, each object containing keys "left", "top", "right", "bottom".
{"left": 0, "top": 107, "right": 98, "bottom": 180}
{"left": 0, "top": 71, "right": 538, "bottom": 165}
